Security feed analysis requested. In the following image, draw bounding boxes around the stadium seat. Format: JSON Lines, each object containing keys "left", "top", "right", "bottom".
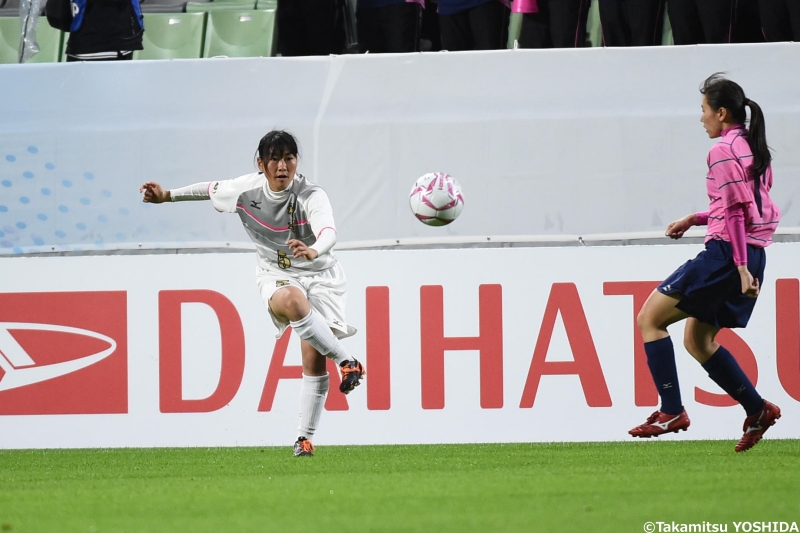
{"left": 0, "top": 0, "right": 19, "bottom": 16}
{"left": 0, "top": 16, "right": 62, "bottom": 63}
{"left": 255, "top": 0, "right": 276, "bottom": 9}
{"left": 185, "top": 0, "right": 255, "bottom": 13}
{"left": 585, "top": 0, "right": 601, "bottom": 47}
{"left": 662, "top": 10, "right": 674, "bottom": 46}
{"left": 134, "top": 11, "right": 206, "bottom": 59}
{"left": 507, "top": 12, "right": 521, "bottom": 48}
{"left": 140, "top": 0, "right": 192, "bottom": 14}
{"left": 202, "top": 8, "right": 275, "bottom": 57}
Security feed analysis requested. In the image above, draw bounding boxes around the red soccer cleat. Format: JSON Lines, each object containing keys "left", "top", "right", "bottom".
{"left": 629, "top": 410, "right": 691, "bottom": 438}
{"left": 735, "top": 400, "right": 781, "bottom": 453}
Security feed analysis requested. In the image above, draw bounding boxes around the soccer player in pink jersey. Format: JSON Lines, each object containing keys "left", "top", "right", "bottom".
{"left": 630, "top": 73, "right": 781, "bottom": 452}
{"left": 140, "top": 130, "right": 365, "bottom": 457}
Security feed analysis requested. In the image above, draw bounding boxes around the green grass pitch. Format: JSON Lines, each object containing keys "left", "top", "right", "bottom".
{"left": 1, "top": 440, "right": 799, "bottom": 533}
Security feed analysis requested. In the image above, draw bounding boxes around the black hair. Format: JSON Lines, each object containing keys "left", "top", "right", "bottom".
{"left": 254, "top": 130, "right": 300, "bottom": 169}
{"left": 700, "top": 73, "right": 771, "bottom": 184}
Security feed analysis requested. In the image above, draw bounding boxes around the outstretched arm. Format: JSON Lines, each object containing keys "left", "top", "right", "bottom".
{"left": 140, "top": 181, "right": 211, "bottom": 204}
{"left": 140, "top": 182, "right": 171, "bottom": 203}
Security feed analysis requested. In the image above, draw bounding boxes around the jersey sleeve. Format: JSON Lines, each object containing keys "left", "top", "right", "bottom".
{"left": 708, "top": 144, "right": 752, "bottom": 210}
{"left": 306, "top": 189, "right": 337, "bottom": 251}
{"left": 208, "top": 175, "right": 251, "bottom": 213}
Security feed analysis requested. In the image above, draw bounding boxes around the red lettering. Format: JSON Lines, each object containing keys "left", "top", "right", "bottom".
{"left": 776, "top": 278, "right": 800, "bottom": 401}
{"left": 520, "top": 283, "right": 612, "bottom": 407}
{"left": 603, "top": 281, "right": 660, "bottom": 406}
{"left": 158, "top": 290, "right": 245, "bottom": 413}
{"left": 258, "top": 328, "right": 348, "bottom": 411}
{"left": 695, "top": 329, "right": 758, "bottom": 406}
{"left": 366, "top": 286, "right": 391, "bottom": 410}
{"left": 420, "top": 284, "right": 503, "bottom": 409}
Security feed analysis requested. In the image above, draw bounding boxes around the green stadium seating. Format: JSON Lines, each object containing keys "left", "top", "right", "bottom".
{"left": 585, "top": 0, "right": 602, "bottom": 47}
{"left": 507, "top": 12, "right": 522, "bottom": 49}
{"left": 134, "top": 12, "right": 207, "bottom": 60}
{"left": 662, "top": 9, "right": 674, "bottom": 46}
{"left": 185, "top": 0, "right": 255, "bottom": 13}
{"left": 139, "top": 0, "right": 192, "bottom": 14}
{"left": 0, "top": 17, "right": 62, "bottom": 63}
{"left": 202, "top": 8, "right": 275, "bottom": 57}
{"left": 255, "top": 0, "right": 277, "bottom": 9}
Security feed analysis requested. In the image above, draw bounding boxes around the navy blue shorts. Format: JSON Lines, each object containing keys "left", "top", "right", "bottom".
{"left": 657, "top": 239, "right": 766, "bottom": 329}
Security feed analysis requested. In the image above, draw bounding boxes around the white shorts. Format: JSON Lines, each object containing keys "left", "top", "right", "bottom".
{"left": 256, "top": 262, "right": 357, "bottom": 340}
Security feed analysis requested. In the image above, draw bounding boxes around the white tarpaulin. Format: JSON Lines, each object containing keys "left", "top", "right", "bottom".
{"left": 1, "top": 43, "right": 799, "bottom": 254}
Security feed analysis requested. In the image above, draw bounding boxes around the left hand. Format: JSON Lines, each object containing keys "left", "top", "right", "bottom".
{"left": 738, "top": 266, "right": 759, "bottom": 298}
{"left": 287, "top": 239, "right": 318, "bottom": 260}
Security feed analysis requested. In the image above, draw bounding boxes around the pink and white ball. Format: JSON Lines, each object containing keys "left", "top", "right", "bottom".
{"left": 408, "top": 172, "right": 464, "bottom": 226}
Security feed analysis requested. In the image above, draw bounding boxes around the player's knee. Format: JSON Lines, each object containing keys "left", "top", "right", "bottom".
{"left": 273, "top": 288, "right": 310, "bottom": 321}
{"left": 636, "top": 308, "right": 653, "bottom": 334}
{"left": 682, "top": 332, "right": 699, "bottom": 357}
{"left": 683, "top": 330, "right": 712, "bottom": 360}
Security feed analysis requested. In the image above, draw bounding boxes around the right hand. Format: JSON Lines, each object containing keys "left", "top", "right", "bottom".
{"left": 139, "top": 182, "right": 170, "bottom": 204}
{"left": 665, "top": 214, "right": 695, "bottom": 240}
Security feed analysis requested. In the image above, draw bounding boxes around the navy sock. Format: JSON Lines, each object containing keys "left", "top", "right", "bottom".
{"left": 644, "top": 337, "right": 683, "bottom": 415}
{"left": 702, "top": 346, "right": 763, "bottom": 416}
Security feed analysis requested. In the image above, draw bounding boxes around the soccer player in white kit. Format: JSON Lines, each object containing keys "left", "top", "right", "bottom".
{"left": 139, "top": 130, "right": 364, "bottom": 457}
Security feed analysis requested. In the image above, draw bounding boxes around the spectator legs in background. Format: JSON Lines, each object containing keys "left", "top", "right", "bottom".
{"left": 598, "top": 0, "right": 631, "bottom": 46}
{"left": 277, "top": 0, "right": 339, "bottom": 56}
{"left": 420, "top": 0, "right": 442, "bottom": 51}
{"left": 439, "top": 1, "right": 509, "bottom": 51}
{"left": 357, "top": 2, "right": 422, "bottom": 53}
{"left": 626, "top": 0, "right": 664, "bottom": 46}
{"left": 519, "top": 0, "right": 588, "bottom": 48}
{"left": 666, "top": 0, "right": 704, "bottom": 44}
{"left": 695, "top": 0, "right": 735, "bottom": 43}
{"left": 732, "top": 0, "right": 763, "bottom": 43}
{"left": 598, "top": 0, "right": 663, "bottom": 46}
{"left": 759, "top": 0, "right": 800, "bottom": 41}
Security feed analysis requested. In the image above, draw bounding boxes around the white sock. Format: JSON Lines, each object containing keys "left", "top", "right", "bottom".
{"left": 297, "top": 373, "right": 329, "bottom": 440}
{"left": 290, "top": 309, "right": 351, "bottom": 365}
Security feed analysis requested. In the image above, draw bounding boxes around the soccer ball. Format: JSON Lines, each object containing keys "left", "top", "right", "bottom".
{"left": 408, "top": 172, "right": 464, "bottom": 226}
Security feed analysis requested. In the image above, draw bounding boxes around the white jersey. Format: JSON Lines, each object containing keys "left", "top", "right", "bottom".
{"left": 208, "top": 173, "right": 338, "bottom": 275}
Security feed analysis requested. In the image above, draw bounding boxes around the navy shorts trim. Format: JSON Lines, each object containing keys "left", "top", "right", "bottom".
{"left": 657, "top": 239, "right": 766, "bottom": 328}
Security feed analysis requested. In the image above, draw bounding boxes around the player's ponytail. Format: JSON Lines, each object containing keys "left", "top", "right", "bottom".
{"left": 745, "top": 98, "right": 771, "bottom": 188}
{"left": 700, "top": 73, "right": 772, "bottom": 185}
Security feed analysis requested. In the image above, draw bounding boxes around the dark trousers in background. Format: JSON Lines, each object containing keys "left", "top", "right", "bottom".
{"left": 277, "top": 0, "right": 340, "bottom": 56}
{"left": 760, "top": 0, "right": 800, "bottom": 41}
{"left": 439, "top": 1, "right": 510, "bottom": 51}
{"left": 599, "top": 0, "right": 664, "bottom": 46}
{"left": 667, "top": 0, "right": 733, "bottom": 43}
{"left": 518, "top": 0, "right": 589, "bottom": 48}
{"left": 357, "top": 2, "right": 422, "bottom": 53}
{"left": 668, "top": 0, "right": 762, "bottom": 44}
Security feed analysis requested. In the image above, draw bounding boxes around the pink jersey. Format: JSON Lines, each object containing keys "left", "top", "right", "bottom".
{"left": 704, "top": 125, "right": 780, "bottom": 248}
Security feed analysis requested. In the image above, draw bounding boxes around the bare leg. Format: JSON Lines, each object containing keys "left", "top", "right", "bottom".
{"left": 682, "top": 317, "right": 720, "bottom": 364}
{"left": 636, "top": 289, "right": 690, "bottom": 341}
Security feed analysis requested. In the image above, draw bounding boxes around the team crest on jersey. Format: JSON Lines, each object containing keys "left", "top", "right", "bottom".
{"left": 212, "top": 182, "right": 219, "bottom": 194}
{"left": 276, "top": 280, "right": 290, "bottom": 287}
{"left": 287, "top": 194, "right": 297, "bottom": 232}
{"left": 277, "top": 250, "right": 291, "bottom": 269}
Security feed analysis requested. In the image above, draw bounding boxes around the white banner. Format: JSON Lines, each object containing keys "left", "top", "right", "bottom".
{"left": 1, "top": 44, "right": 800, "bottom": 255}
{"left": 0, "top": 242, "right": 798, "bottom": 448}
